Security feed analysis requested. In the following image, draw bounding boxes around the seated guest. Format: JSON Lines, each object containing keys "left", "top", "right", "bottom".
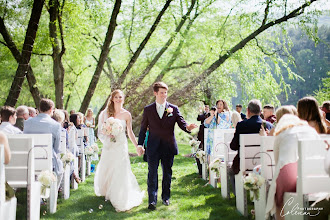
{"left": 231, "top": 111, "right": 242, "bottom": 128}
{"left": 235, "top": 104, "right": 246, "bottom": 120}
{"left": 52, "top": 109, "right": 68, "bottom": 150}
{"left": 321, "top": 101, "right": 330, "bottom": 121}
{"left": 263, "top": 104, "right": 276, "bottom": 124}
{"left": 297, "top": 97, "right": 327, "bottom": 134}
{"left": 0, "top": 106, "right": 22, "bottom": 134}
{"left": 23, "top": 98, "right": 63, "bottom": 188}
{"left": 0, "top": 131, "right": 11, "bottom": 164}
{"left": 229, "top": 99, "right": 273, "bottom": 194}
{"left": 265, "top": 114, "right": 319, "bottom": 220}
{"left": 14, "top": 105, "right": 29, "bottom": 131}
{"left": 28, "top": 107, "right": 37, "bottom": 118}
{"left": 0, "top": 132, "right": 15, "bottom": 200}
{"left": 261, "top": 105, "right": 298, "bottom": 136}
{"left": 77, "top": 112, "right": 88, "bottom": 144}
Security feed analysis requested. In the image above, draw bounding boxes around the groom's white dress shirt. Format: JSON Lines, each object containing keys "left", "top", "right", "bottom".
{"left": 156, "top": 102, "right": 166, "bottom": 119}
{"left": 0, "top": 122, "right": 23, "bottom": 134}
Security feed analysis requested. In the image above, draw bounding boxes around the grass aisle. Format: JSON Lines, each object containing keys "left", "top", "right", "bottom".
{"left": 39, "top": 143, "right": 250, "bottom": 220}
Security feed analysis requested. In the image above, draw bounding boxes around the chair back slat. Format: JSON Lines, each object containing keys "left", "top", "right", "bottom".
{"left": 240, "top": 134, "right": 261, "bottom": 173}
{"left": 60, "top": 130, "right": 66, "bottom": 154}
{"left": 6, "top": 137, "right": 34, "bottom": 188}
{"left": 298, "top": 139, "right": 330, "bottom": 194}
{"left": 260, "top": 136, "right": 275, "bottom": 181}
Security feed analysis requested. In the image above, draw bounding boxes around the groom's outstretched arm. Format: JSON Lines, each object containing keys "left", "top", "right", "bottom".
{"left": 175, "top": 106, "right": 191, "bottom": 134}
{"left": 138, "top": 107, "right": 149, "bottom": 146}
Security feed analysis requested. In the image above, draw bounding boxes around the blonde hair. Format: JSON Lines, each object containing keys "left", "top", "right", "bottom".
{"left": 77, "top": 112, "right": 85, "bottom": 124}
{"left": 231, "top": 111, "right": 242, "bottom": 128}
{"left": 86, "top": 108, "right": 93, "bottom": 116}
{"left": 275, "top": 105, "right": 298, "bottom": 122}
{"left": 52, "top": 109, "right": 65, "bottom": 123}
{"left": 107, "top": 90, "right": 125, "bottom": 117}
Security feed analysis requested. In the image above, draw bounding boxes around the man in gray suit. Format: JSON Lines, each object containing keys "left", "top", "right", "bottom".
{"left": 24, "top": 98, "right": 63, "bottom": 189}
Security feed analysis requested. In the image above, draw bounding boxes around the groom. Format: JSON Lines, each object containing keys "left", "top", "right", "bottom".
{"left": 138, "top": 82, "right": 197, "bottom": 210}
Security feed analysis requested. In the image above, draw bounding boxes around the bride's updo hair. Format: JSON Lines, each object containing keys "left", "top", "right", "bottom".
{"left": 107, "top": 89, "right": 125, "bottom": 117}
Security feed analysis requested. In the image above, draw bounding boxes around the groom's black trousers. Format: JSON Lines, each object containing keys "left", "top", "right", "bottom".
{"left": 147, "top": 151, "right": 174, "bottom": 204}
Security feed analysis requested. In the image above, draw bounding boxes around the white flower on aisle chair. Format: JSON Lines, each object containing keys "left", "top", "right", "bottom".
{"left": 60, "top": 150, "right": 75, "bottom": 167}
{"left": 101, "top": 117, "right": 124, "bottom": 142}
{"left": 243, "top": 173, "right": 265, "bottom": 201}
{"left": 38, "top": 170, "right": 56, "bottom": 198}
{"left": 209, "top": 158, "right": 222, "bottom": 177}
{"left": 195, "top": 149, "right": 206, "bottom": 164}
{"left": 189, "top": 138, "right": 201, "bottom": 154}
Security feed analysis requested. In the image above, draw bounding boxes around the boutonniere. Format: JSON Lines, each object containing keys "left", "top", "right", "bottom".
{"left": 166, "top": 107, "right": 173, "bottom": 117}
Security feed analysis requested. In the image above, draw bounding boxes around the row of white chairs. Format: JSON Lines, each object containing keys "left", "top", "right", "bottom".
{"left": 204, "top": 129, "right": 330, "bottom": 219}
{"left": 1, "top": 127, "right": 90, "bottom": 219}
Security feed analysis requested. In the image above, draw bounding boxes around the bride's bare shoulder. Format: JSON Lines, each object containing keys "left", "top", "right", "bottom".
{"left": 121, "top": 109, "right": 132, "bottom": 119}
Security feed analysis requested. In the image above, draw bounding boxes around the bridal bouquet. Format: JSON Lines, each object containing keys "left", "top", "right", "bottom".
{"left": 60, "top": 150, "right": 75, "bottom": 167}
{"left": 195, "top": 149, "right": 206, "bottom": 164}
{"left": 38, "top": 170, "right": 56, "bottom": 198}
{"left": 209, "top": 157, "right": 222, "bottom": 177}
{"left": 189, "top": 139, "right": 201, "bottom": 154}
{"left": 243, "top": 172, "right": 265, "bottom": 201}
{"left": 101, "top": 117, "right": 124, "bottom": 142}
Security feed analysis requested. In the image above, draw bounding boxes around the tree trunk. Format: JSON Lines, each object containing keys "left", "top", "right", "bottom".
{"left": 79, "top": 0, "right": 122, "bottom": 114}
{"left": 49, "top": 0, "right": 65, "bottom": 109}
{"left": 168, "top": 0, "right": 318, "bottom": 106}
{"left": 124, "top": 0, "right": 197, "bottom": 100}
{"left": 115, "top": 0, "right": 173, "bottom": 88}
{"left": 0, "top": 16, "right": 41, "bottom": 108}
{"left": 131, "top": 10, "right": 200, "bottom": 115}
{"left": 4, "top": 0, "right": 45, "bottom": 107}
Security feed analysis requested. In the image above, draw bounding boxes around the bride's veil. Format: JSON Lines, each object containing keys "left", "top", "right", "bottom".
{"left": 98, "top": 108, "right": 109, "bottom": 144}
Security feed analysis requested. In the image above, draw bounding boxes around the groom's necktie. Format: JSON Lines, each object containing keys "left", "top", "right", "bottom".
{"left": 158, "top": 104, "right": 164, "bottom": 119}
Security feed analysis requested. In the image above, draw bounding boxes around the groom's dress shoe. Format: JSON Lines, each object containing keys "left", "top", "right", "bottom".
{"left": 148, "top": 203, "right": 156, "bottom": 210}
{"left": 162, "top": 200, "right": 170, "bottom": 206}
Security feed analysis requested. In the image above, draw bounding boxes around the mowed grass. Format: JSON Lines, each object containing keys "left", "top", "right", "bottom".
{"left": 16, "top": 142, "right": 251, "bottom": 219}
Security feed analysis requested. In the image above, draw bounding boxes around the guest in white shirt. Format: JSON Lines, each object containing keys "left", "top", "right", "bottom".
{"left": 24, "top": 98, "right": 63, "bottom": 189}
{"left": 0, "top": 106, "right": 22, "bottom": 134}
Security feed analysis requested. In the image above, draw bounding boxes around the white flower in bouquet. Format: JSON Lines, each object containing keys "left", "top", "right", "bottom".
{"left": 209, "top": 158, "right": 222, "bottom": 177}
{"left": 38, "top": 170, "right": 56, "bottom": 198}
{"left": 189, "top": 139, "right": 201, "bottom": 153}
{"left": 101, "top": 117, "right": 124, "bottom": 142}
{"left": 86, "top": 122, "right": 92, "bottom": 127}
{"left": 92, "top": 143, "right": 99, "bottom": 153}
{"left": 85, "top": 146, "right": 94, "bottom": 156}
{"left": 195, "top": 150, "right": 206, "bottom": 164}
{"left": 243, "top": 173, "right": 265, "bottom": 200}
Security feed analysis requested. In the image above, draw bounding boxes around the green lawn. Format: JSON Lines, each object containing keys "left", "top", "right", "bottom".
{"left": 17, "top": 142, "right": 252, "bottom": 219}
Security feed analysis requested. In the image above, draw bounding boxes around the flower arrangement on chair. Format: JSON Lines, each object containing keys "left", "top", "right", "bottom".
{"left": 38, "top": 170, "right": 56, "bottom": 198}
{"left": 189, "top": 139, "right": 201, "bottom": 154}
{"left": 243, "top": 172, "right": 265, "bottom": 200}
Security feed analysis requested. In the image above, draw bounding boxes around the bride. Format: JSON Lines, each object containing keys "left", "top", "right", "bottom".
{"left": 94, "top": 89, "right": 145, "bottom": 212}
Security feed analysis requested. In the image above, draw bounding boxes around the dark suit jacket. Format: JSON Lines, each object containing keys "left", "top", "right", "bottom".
{"left": 197, "top": 112, "right": 209, "bottom": 143}
{"left": 138, "top": 102, "right": 190, "bottom": 156}
{"left": 230, "top": 115, "right": 273, "bottom": 174}
{"left": 240, "top": 112, "right": 246, "bottom": 120}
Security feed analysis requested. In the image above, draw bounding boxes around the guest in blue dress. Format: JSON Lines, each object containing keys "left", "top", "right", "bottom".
{"left": 204, "top": 99, "right": 232, "bottom": 157}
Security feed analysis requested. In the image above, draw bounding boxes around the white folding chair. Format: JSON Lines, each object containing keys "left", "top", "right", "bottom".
{"left": 235, "top": 134, "right": 261, "bottom": 217}
{"left": 6, "top": 137, "right": 41, "bottom": 220}
{"left": 0, "top": 144, "right": 17, "bottom": 220}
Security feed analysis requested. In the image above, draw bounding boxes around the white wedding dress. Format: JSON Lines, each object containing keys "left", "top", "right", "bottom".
{"left": 94, "top": 110, "right": 144, "bottom": 212}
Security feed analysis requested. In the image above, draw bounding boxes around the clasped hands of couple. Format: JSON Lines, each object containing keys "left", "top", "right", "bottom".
{"left": 134, "top": 123, "right": 198, "bottom": 157}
